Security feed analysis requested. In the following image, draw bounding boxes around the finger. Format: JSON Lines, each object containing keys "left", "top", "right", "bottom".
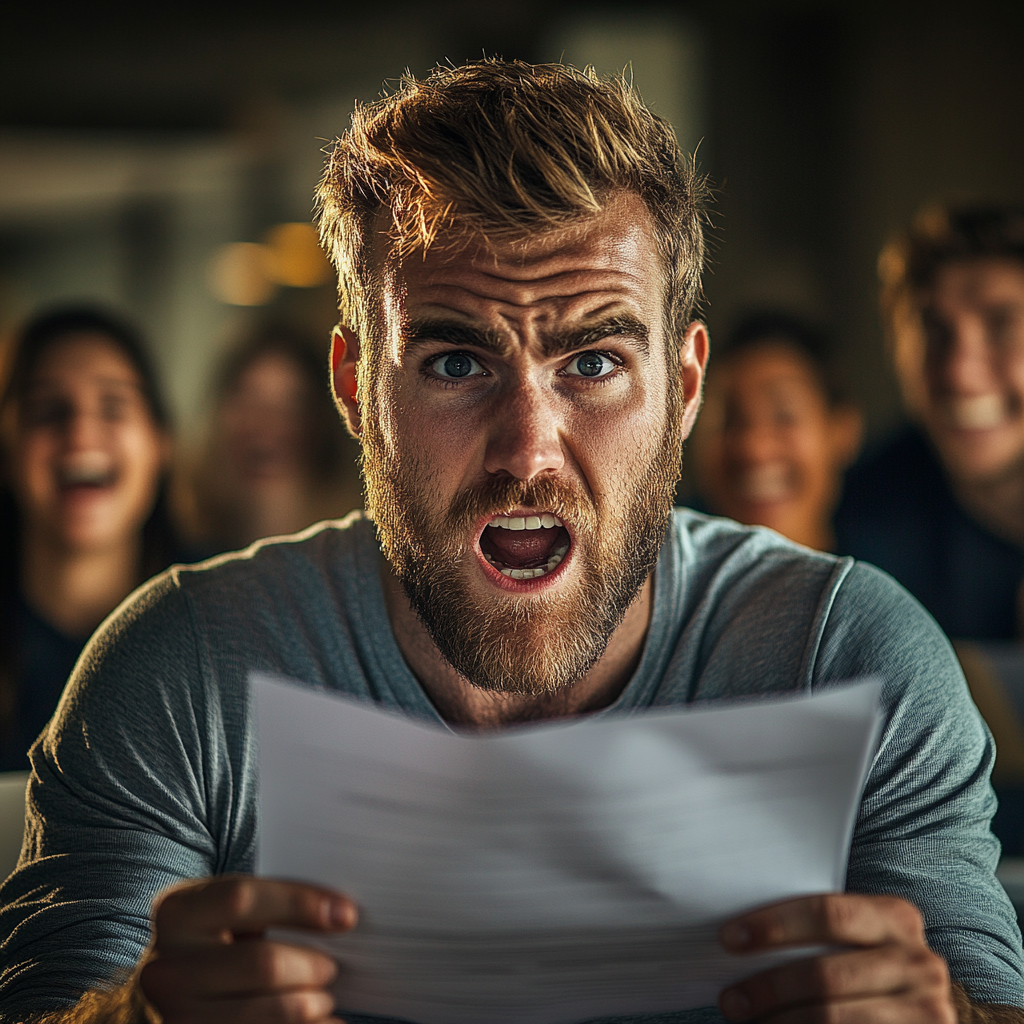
{"left": 141, "top": 939, "right": 338, "bottom": 1003}
{"left": 156, "top": 989, "right": 341, "bottom": 1024}
{"left": 727, "top": 990, "right": 956, "bottom": 1024}
{"left": 718, "top": 943, "right": 950, "bottom": 1021}
{"left": 154, "top": 876, "right": 357, "bottom": 950}
{"left": 720, "top": 893, "right": 925, "bottom": 953}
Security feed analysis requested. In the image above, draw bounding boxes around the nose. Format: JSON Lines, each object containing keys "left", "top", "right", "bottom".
{"left": 482, "top": 378, "right": 565, "bottom": 483}
{"left": 64, "top": 406, "right": 105, "bottom": 450}
{"left": 937, "top": 318, "right": 1000, "bottom": 396}
{"left": 726, "top": 416, "right": 780, "bottom": 466}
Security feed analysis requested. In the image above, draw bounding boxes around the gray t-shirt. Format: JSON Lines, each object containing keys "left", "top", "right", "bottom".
{"left": 1, "top": 510, "right": 1021, "bottom": 1022}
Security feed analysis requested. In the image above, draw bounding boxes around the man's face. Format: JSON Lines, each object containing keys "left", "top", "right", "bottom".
{"left": 906, "top": 258, "right": 1024, "bottom": 483}
{"left": 339, "top": 193, "right": 707, "bottom": 696}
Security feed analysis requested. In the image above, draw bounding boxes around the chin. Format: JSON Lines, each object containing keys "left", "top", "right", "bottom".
{"left": 934, "top": 428, "right": 1024, "bottom": 484}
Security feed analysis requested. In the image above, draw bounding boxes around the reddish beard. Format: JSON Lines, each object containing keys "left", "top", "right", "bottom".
{"left": 361, "top": 410, "right": 684, "bottom": 694}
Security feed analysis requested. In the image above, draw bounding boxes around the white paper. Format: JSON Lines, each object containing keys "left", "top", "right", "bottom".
{"left": 254, "top": 674, "right": 882, "bottom": 1024}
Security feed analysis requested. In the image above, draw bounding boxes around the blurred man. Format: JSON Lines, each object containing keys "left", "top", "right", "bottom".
{"left": 693, "top": 313, "right": 861, "bottom": 551}
{"left": 836, "top": 206, "right": 1024, "bottom": 639}
{"left": 0, "top": 64, "right": 1021, "bottom": 1024}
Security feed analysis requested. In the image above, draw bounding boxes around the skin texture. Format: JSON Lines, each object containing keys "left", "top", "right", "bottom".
{"left": 693, "top": 341, "right": 861, "bottom": 552}
{"left": 336, "top": 193, "right": 704, "bottom": 725}
{"left": 897, "top": 259, "right": 1024, "bottom": 545}
{"left": 39, "top": 205, "right": 1022, "bottom": 1024}
{"left": 10, "top": 333, "right": 169, "bottom": 636}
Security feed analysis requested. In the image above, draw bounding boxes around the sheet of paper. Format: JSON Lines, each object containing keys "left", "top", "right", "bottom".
{"left": 254, "top": 674, "right": 882, "bottom": 1024}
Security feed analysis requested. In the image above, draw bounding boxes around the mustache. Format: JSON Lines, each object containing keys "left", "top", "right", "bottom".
{"left": 446, "top": 476, "right": 599, "bottom": 536}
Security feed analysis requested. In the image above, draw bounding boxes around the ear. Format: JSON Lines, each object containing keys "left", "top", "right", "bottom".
{"left": 330, "top": 326, "right": 362, "bottom": 439}
{"left": 828, "top": 403, "right": 863, "bottom": 469}
{"left": 678, "top": 321, "right": 710, "bottom": 439}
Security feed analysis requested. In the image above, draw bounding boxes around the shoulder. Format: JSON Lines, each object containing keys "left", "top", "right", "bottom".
{"left": 651, "top": 511, "right": 851, "bottom": 701}
{"left": 669, "top": 507, "right": 847, "bottom": 621}
{"left": 167, "top": 513, "right": 373, "bottom": 603}
{"left": 61, "top": 514, "right": 378, "bottom": 740}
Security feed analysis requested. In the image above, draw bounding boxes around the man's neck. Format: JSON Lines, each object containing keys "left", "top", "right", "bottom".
{"left": 380, "top": 560, "right": 654, "bottom": 729}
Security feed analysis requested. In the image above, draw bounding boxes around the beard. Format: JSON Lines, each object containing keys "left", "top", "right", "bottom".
{"left": 361, "top": 401, "right": 685, "bottom": 697}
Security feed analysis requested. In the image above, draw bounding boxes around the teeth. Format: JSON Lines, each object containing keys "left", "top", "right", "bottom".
{"left": 496, "top": 566, "right": 558, "bottom": 580}
{"left": 736, "top": 464, "right": 791, "bottom": 503}
{"left": 487, "top": 513, "right": 566, "bottom": 531}
{"left": 948, "top": 395, "right": 1007, "bottom": 430}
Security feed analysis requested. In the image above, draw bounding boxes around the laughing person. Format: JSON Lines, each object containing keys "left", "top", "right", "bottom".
{"left": 0, "top": 307, "right": 180, "bottom": 771}
{"left": 691, "top": 313, "right": 862, "bottom": 552}
{"left": 836, "top": 206, "right": 1024, "bottom": 640}
{"left": 1, "top": 63, "right": 1022, "bottom": 1024}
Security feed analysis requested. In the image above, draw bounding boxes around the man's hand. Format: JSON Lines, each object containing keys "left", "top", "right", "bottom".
{"left": 138, "top": 876, "right": 357, "bottom": 1024}
{"left": 717, "top": 893, "right": 955, "bottom": 1023}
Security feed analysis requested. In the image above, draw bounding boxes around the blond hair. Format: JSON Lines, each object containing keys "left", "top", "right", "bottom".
{"left": 316, "top": 59, "right": 707, "bottom": 344}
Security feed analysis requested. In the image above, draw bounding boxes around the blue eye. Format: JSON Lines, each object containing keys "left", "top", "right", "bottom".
{"left": 432, "top": 352, "right": 483, "bottom": 379}
{"left": 566, "top": 352, "right": 615, "bottom": 378}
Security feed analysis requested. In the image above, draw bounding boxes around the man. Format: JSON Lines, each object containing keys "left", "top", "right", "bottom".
{"left": 836, "top": 206, "right": 1024, "bottom": 640}
{"left": 0, "top": 61, "right": 1020, "bottom": 1024}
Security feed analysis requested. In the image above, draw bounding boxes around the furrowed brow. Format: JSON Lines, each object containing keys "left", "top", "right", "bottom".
{"left": 541, "top": 316, "right": 651, "bottom": 359}
{"left": 402, "top": 319, "right": 512, "bottom": 357}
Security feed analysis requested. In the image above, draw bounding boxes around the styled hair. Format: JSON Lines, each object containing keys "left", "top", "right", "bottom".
{"left": 316, "top": 59, "right": 708, "bottom": 346}
{"left": 878, "top": 204, "right": 1024, "bottom": 413}
{"left": 721, "top": 311, "right": 847, "bottom": 406}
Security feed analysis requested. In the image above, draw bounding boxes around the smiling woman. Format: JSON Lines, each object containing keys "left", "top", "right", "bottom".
{"left": 692, "top": 313, "right": 862, "bottom": 552}
{"left": 0, "top": 307, "right": 184, "bottom": 772}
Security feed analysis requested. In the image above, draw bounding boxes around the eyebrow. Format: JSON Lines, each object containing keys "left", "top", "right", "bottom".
{"left": 402, "top": 316, "right": 651, "bottom": 360}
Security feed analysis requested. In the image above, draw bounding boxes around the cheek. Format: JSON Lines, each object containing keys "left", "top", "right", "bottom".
{"left": 11, "top": 433, "right": 58, "bottom": 507}
{"left": 1001, "top": 352, "right": 1024, "bottom": 401}
{"left": 785, "top": 424, "right": 837, "bottom": 491}
{"left": 564, "top": 385, "right": 668, "bottom": 488}
{"left": 114, "top": 423, "right": 165, "bottom": 506}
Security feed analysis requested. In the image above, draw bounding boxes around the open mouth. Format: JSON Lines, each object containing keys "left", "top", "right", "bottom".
{"left": 947, "top": 395, "right": 1009, "bottom": 431}
{"left": 57, "top": 459, "right": 117, "bottom": 491}
{"left": 733, "top": 464, "right": 793, "bottom": 504}
{"left": 478, "top": 512, "right": 571, "bottom": 581}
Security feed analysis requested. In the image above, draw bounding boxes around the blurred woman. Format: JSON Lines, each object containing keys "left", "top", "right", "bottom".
{"left": 0, "top": 307, "right": 180, "bottom": 771}
{"left": 692, "top": 313, "right": 862, "bottom": 551}
{"left": 185, "top": 324, "right": 361, "bottom": 553}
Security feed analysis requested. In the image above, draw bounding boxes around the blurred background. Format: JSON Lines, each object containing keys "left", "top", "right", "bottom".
{"left": 0, "top": 0, "right": 1021, "bottom": 443}
{"left": 3, "top": 0, "right": 1024, "bottom": 869}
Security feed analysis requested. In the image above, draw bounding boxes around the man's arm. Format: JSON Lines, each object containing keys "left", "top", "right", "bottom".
{"left": 718, "top": 893, "right": 1024, "bottom": 1023}
{"left": 13, "top": 878, "right": 356, "bottom": 1024}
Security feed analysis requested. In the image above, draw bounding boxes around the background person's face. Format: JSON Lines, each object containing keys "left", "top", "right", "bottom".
{"left": 906, "top": 258, "right": 1024, "bottom": 484}
{"left": 12, "top": 333, "right": 168, "bottom": 553}
{"left": 347, "top": 194, "right": 707, "bottom": 694}
{"left": 692, "top": 342, "right": 860, "bottom": 547}
{"left": 218, "top": 352, "right": 313, "bottom": 486}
